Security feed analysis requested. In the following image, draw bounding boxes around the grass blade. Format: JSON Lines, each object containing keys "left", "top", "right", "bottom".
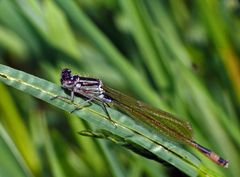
{"left": 0, "top": 64, "right": 224, "bottom": 177}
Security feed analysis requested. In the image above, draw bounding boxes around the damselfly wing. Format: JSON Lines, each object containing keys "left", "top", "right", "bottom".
{"left": 103, "top": 85, "right": 193, "bottom": 143}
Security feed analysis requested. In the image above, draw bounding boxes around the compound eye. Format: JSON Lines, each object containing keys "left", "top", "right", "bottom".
{"left": 61, "top": 68, "right": 71, "bottom": 75}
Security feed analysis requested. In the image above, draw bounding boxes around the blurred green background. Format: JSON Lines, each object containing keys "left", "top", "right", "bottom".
{"left": 0, "top": 0, "right": 239, "bottom": 177}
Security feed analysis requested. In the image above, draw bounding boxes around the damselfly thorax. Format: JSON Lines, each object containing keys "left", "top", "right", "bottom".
{"left": 60, "top": 69, "right": 113, "bottom": 103}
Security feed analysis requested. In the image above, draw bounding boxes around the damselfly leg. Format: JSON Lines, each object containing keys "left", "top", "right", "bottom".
{"left": 51, "top": 90, "right": 116, "bottom": 127}
{"left": 51, "top": 91, "right": 93, "bottom": 112}
{"left": 71, "top": 92, "right": 117, "bottom": 127}
{"left": 100, "top": 102, "right": 117, "bottom": 127}
{"left": 70, "top": 98, "right": 93, "bottom": 113}
{"left": 50, "top": 88, "right": 75, "bottom": 102}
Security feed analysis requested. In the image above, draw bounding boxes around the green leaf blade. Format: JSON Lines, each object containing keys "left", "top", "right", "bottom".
{"left": 0, "top": 64, "right": 220, "bottom": 177}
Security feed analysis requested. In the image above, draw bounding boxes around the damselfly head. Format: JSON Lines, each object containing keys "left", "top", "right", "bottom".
{"left": 61, "top": 68, "right": 71, "bottom": 80}
{"left": 60, "top": 68, "right": 75, "bottom": 88}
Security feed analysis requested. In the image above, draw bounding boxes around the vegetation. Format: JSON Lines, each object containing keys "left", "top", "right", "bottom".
{"left": 0, "top": 1, "right": 239, "bottom": 177}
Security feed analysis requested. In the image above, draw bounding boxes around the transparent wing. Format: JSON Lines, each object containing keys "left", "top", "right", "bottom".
{"left": 103, "top": 85, "right": 193, "bottom": 143}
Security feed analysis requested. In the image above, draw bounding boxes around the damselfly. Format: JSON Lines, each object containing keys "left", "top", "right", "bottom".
{"left": 56, "top": 68, "right": 229, "bottom": 168}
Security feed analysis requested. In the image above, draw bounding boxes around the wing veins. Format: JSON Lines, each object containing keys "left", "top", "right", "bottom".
{"left": 103, "top": 86, "right": 193, "bottom": 140}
